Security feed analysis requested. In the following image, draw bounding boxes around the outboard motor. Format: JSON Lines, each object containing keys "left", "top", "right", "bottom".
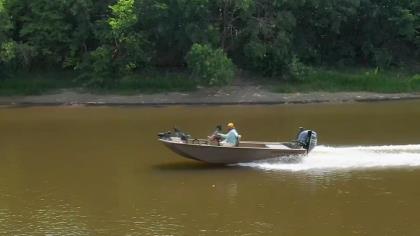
{"left": 297, "top": 129, "right": 318, "bottom": 153}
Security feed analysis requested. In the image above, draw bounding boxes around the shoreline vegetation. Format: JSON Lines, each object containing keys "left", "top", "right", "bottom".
{"left": 1, "top": 0, "right": 419, "bottom": 100}
{"left": 0, "top": 67, "right": 419, "bottom": 96}
{"left": 1, "top": 68, "right": 420, "bottom": 107}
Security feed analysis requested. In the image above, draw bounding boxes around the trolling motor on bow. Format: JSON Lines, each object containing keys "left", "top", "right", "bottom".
{"left": 296, "top": 127, "right": 318, "bottom": 153}
{"left": 158, "top": 128, "right": 191, "bottom": 142}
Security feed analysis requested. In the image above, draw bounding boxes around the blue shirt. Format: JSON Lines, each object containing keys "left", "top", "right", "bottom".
{"left": 218, "top": 129, "right": 239, "bottom": 145}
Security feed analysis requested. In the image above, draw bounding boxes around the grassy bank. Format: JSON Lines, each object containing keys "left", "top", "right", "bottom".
{"left": 273, "top": 68, "right": 420, "bottom": 93}
{"left": 1, "top": 68, "right": 419, "bottom": 96}
{"left": 95, "top": 72, "right": 197, "bottom": 94}
{"left": 0, "top": 71, "right": 197, "bottom": 96}
{"left": 0, "top": 71, "right": 77, "bottom": 96}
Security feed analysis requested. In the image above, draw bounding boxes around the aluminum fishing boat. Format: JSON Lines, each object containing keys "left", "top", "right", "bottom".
{"left": 158, "top": 129, "right": 317, "bottom": 164}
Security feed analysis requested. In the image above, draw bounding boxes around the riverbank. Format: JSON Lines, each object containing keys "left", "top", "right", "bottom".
{"left": 1, "top": 86, "right": 420, "bottom": 106}
{"left": 1, "top": 67, "right": 419, "bottom": 106}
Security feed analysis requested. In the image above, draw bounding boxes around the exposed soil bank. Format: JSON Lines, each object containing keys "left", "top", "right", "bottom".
{"left": 1, "top": 86, "right": 420, "bottom": 106}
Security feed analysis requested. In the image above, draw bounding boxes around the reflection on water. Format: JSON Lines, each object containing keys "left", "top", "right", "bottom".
{"left": 153, "top": 162, "right": 231, "bottom": 171}
{"left": 0, "top": 194, "right": 89, "bottom": 235}
{"left": 1, "top": 100, "right": 420, "bottom": 235}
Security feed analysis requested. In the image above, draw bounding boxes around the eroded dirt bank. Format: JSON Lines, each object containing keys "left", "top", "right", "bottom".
{"left": 1, "top": 86, "right": 420, "bottom": 106}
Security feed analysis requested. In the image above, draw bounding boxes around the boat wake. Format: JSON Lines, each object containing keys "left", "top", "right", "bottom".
{"left": 237, "top": 144, "right": 420, "bottom": 172}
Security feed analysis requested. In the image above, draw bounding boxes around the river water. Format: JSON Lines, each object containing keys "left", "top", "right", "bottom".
{"left": 1, "top": 101, "right": 420, "bottom": 235}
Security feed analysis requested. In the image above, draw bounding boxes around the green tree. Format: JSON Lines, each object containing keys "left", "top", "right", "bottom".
{"left": 78, "top": 0, "right": 151, "bottom": 87}
{"left": 108, "top": 0, "right": 150, "bottom": 72}
{"left": 136, "top": 0, "right": 218, "bottom": 66}
{"left": 293, "top": 0, "right": 418, "bottom": 68}
{"left": 292, "top": 0, "right": 360, "bottom": 65}
{"left": 2, "top": 0, "right": 94, "bottom": 69}
{"left": 349, "top": 0, "right": 417, "bottom": 67}
{"left": 0, "top": 0, "right": 15, "bottom": 77}
{"left": 1, "top": 0, "right": 418, "bottom": 85}
{"left": 0, "top": 0, "right": 12, "bottom": 43}
{"left": 186, "top": 43, "right": 235, "bottom": 86}
{"left": 238, "top": 0, "right": 298, "bottom": 77}
{"left": 211, "top": 0, "right": 253, "bottom": 52}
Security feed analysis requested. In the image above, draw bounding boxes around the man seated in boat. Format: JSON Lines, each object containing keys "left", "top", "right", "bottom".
{"left": 208, "top": 125, "right": 223, "bottom": 145}
{"left": 217, "top": 122, "right": 240, "bottom": 147}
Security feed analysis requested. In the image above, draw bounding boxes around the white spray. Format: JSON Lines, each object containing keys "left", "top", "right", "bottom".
{"left": 238, "top": 145, "right": 420, "bottom": 172}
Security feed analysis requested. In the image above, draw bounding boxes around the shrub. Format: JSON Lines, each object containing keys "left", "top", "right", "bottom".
{"left": 0, "top": 41, "right": 18, "bottom": 78}
{"left": 186, "top": 43, "right": 234, "bottom": 86}
{"left": 373, "top": 49, "right": 393, "bottom": 69}
{"left": 287, "top": 55, "right": 311, "bottom": 81}
{"left": 410, "top": 74, "right": 420, "bottom": 91}
{"left": 76, "top": 46, "right": 117, "bottom": 88}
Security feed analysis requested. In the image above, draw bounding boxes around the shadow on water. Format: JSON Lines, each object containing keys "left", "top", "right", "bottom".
{"left": 153, "top": 161, "right": 234, "bottom": 171}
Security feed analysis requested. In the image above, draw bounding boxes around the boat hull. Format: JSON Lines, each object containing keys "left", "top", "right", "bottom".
{"left": 159, "top": 139, "right": 306, "bottom": 164}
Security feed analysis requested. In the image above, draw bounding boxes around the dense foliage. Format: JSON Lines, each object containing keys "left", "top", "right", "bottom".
{"left": 0, "top": 0, "right": 418, "bottom": 86}
{"left": 186, "top": 43, "right": 234, "bottom": 85}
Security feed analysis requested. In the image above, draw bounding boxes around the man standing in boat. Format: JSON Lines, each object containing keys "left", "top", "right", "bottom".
{"left": 217, "top": 122, "right": 240, "bottom": 147}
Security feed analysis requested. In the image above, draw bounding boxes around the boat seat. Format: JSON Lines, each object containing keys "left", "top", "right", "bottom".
{"left": 237, "top": 143, "right": 266, "bottom": 148}
{"left": 265, "top": 144, "right": 290, "bottom": 149}
{"left": 235, "top": 134, "right": 242, "bottom": 147}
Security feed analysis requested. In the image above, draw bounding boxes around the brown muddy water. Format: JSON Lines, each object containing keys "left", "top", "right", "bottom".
{"left": 1, "top": 100, "right": 420, "bottom": 236}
